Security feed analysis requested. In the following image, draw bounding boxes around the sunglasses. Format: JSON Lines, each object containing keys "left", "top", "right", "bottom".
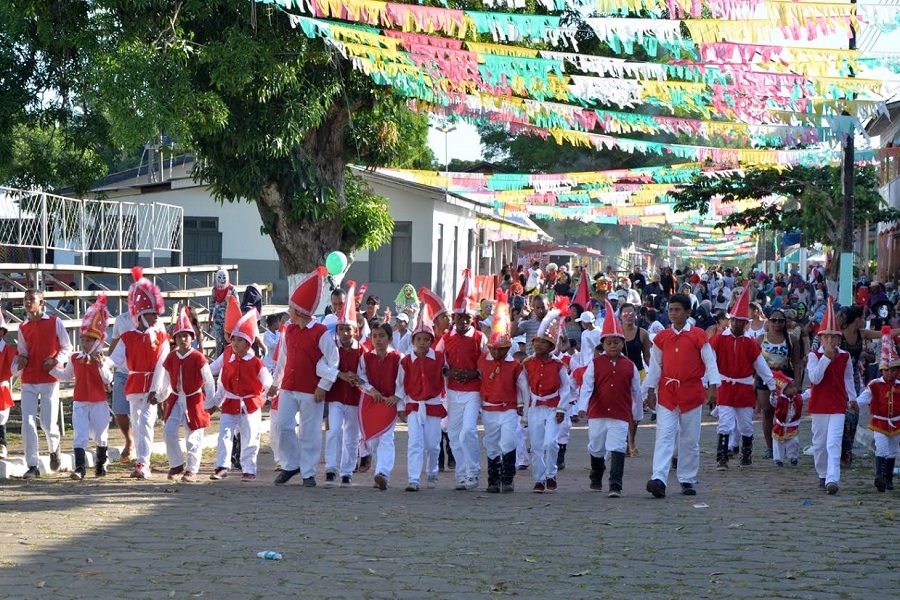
{"left": 770, "top": 318, "right": 786, "bottom": 323}
{"left": 366, "top": 301, "right": 378, "bottom": 305}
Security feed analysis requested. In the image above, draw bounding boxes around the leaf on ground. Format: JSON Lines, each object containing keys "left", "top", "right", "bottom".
{"left": 366, "top": 568, "right": 377, "bottom": 575}
{"left": 512, "top": 521, "right": 525, "bottom": 525}
{"left": 191, "top": 593, "right": 204, "bottom": 598}
{"left": 73, "top": 571, "right": 99, "bottom": 576}
{"left": 524, "top": 557, "right": 537, "bottom": 563}
{"left": 569, "top": 570, "right": 590, "bottom": 577}
{"left": 785, "top": 573, "right": 796, "bottom": 580}
{"left": 86, "top": 558, "right": 93, "bottom": 564}
{"left": 36, "top": 581, "right": 45, "bottom": 588}
{"left": 710, "top": 571, "right": 725, "bottom": 577}
{"left": 675, "top": 525, "right": 685, "bottom": 531}
{"left": 726, "top": 523, "right": 743, "bottom": 529}
{"left": 883, "top": 509, "right": 895, "bottom": 520}
{"left": 490, "top": 582, "right": 507, "bottom": 592}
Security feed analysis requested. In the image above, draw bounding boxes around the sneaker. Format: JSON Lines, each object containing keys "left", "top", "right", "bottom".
{"left": 790, "top": 458, "right": 799, "bottom": 466}
{"left": 358, "top": 456, "right": 371, "bottom": 473}
{"left": 374, "top": 473, "right": 388, "bottom": 491}
{"left": 340, "top": 475, "right": 352, "bottom": 487}
{"left": 454, "top": 480, "right": 468, "bottom": 491}
{"left": 325, "top": 471, "right": 337, "bottom": 484}
{"left": 680, "top": 482, "right": 697, "bottom": 496}
{"left": 608, "top": 487, "right": 622, "bottom": 499}
{"left": 241, "top": 473, "right": 257, "bottom": 482}
{"left": 131, "top": 464, "right": 149, "bottom": 479}
{"left": 70, "top": 469, "right": 84, "bottom": 481}
{"left": 167, "top": 465, "right": 185, "bottom": 481}
{"left": 210, "top": 467, "right": 228, "bottom": 480}
{"left": 22, "top": 466, "right": 40, "bottom": 479}
{"left": 825, "top": 482, "right": 839, "bottom": 495}
{"left": 181, "top": 472, "right": 198, "bottom": 483}
{"left": 646, "top": 478, "right": 666, "bottom": 498}
{"left": 274, "top": 468, "right": 300, "bottom": 485}
{"left": 532, "top": 482, "right": 546, "bottom": 493}
{"left": 464, "top": 477, "right": 478, "bottom": 490}
{"left": 0, "top": 444, "right": 7, "bottom": 459}
{"left": 49, "top": 451, "right": 61, "bottom": 472}
{"left": 716, "top": 458, "right": 728, "bottom": 471}
{"left": 763, "top": 448, "right": 774, "bottom": 459}
{"left": 426, "top": 475, "right": 438, "bottom": 489}
{"left": 545, "top": 477, "right": 558, "bottom": 492}
{"left": 405, "top": 482, "right": 420, "bottom": 492}
{"left": 517, "top": 464, "right": 529, "bottom": 471}
{"left": 301, "top": 477, "right": 317, "bottom": 487}
{"left": 774, "top": 460, "right": 784, "bottom": 467}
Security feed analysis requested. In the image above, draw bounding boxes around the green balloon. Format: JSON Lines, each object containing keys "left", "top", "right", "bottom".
{"left": 325, "top": 251, "right": 348, "bottom": 275}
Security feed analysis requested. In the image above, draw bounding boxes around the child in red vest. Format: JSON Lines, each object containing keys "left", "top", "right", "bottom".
{"left": 0, "top": 312, "right": 19, "bottom": 459}
{"left": 478, "top": 291, "right": 528, "bottom": 493}
{"left": 358, "top": 320, "right": 405, "bottom": 490}
{"left": 150, "top": 307, "right": 215, "bottom": 482}
{"left": 16, "top": 288, "right": 72, "bottom": 477}
{"left": 208, "top": 309, "right": 271, "bottom": 481}
{"left": 856, "top": 327, "right": 900, "bottom": 492}
{"left": 577, "top": 301, "right": 643, "bottom": 497}
{"left": 522, "top": 298, "right": 572, "bottom": 493}
{"left": 769, "top": 371, "right": 803, "bottom": 467}
{"left": 324, "top": 281, "right": 365, "bottom": 487}
{"left": 52, "top": 296, "right": 114, "bottom": 480}
{"left": 109, "top": 268, "right": 169, "bottom": 479}
{"left": 418, "top": 286, "right": 454, "bottom": 474}
{"left": 806, "top": 297, "right": 857, "bottom": 495}
{"left": 400, "top": 304, "right": 446, "bottom": 491}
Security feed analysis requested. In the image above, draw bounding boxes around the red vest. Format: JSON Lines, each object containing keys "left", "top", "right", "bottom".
{"left": 865, "top": 379, "right": 900, "bottom": 436}
{"left": 654, "top": 327, "right": 709, "bottom": 412}
{"left": 363, "top": 350, "right": 402, "bottom": 397}
{"left": 326, "top": 344, "right": 364, "bottom": 405}
{"left": 220, "top": 352, "right": 265, "bottom": 415}
{"left": 773, "top": 393, "right": 803, "bottom": 440}
{"left": 711, "top": 332, "right": 762, "bottom": 409}
{"left": 523, "top": 356, "right": 565, "bottom": 408}
{"left": 478, "top": 353, "right": 523, "bottom": 412}
{"left": 121, "top": 329, "right": 167, "bottom": 394}
{"left": 0, "top": 344, "right": 18, "bottom": 409}
{"left": 809, "top": 350, "right": 850, "bottom": 414}
{"left": 282, "top": 322, "right": 328, "bottom": 393}
{"left": 72, "top": 355, "right": 108, "bottom": 402}
{"left": 162, "top": 349, "right": 211, "bottom": 430}
{"left": 401, "top": 351, "right": 446, "bottom": 407}
{"left": 586, "top": 354, "right": 637, "bottom": 422}
{"left": 20, "top": 316, "right": 62, "bottom": 384}
{"left": 442, "top": 330, "right": 484, "bottom": 392}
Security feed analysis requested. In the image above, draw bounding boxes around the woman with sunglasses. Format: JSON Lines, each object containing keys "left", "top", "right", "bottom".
{"left": 620, "top": 303, "right": 650, "bottom": 457}
{"left": 756, "top": 309, "right": 802, "bottom": 459}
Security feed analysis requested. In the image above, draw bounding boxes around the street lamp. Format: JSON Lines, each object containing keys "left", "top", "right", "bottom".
{"left": 437, "top": 124, "right": 457, "bottom": 185}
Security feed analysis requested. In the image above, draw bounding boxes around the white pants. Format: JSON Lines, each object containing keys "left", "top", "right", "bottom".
{"left": 588, "top": 418, "right": 629, "bottom": 457}
{"left": 811, "top": 413, "right": 845, "bottom": 484}
{"left": 217, "top": 410, "right": 262, "bottom": 475}
{"left": 482, "top": 410, "right": 518, "bottom": 459}
{"left": 716, "top": 405, "right": 754, "bottom": 437}
{"left": 407, "top": 413, "right": 441, "bottom": 485}
{"left": 516, "top": 421, "right": 530, "bottom": 467}
{"left": 0, "top": 407, "right": 9, "bottom": 426}
{"left": 164, "top": 402, "right": 204, "bottom": 473}
{"left": 325, "top": 402, "right": 360, "bottom": 477}
{"left": 129, "top": 395, "right": 157, "bottom": 467}
{"left": 72, "top": 401, "right": 110, "bottom": 449}
{"left": 874, "top": 432, "right": 900, "bottom": 458}
{"left": 528, "top": 405, "right": 561, "bottom": 483}
{"left": 447, "top": 390, "right": 482, "bottom": 481}
{"left": 269, "top": 407, "right": 280, "bottom": 465}
{"left": 773, "top": 437, "right": 800, "bottom": 463}
{"left": 651, "top": 404, "right": 702, "bottom": 485}
{"left": 278, "top": 390, "right": 324, "bottom": 478}
{"left": 366, "top": 424, "right": 396, "bottom": 483}
{"left": 21, "top": 382, "right": 61, "bottom": 467}
{"left": 557, "top": 413, "right": 572, "bottom": 445}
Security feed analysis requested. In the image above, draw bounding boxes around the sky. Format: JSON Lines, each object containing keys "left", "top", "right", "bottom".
{"left": 427, "top": 120, "right": 484, "bottom": 165}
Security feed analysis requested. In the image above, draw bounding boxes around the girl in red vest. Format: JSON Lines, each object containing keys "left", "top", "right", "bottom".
{"left": 807, "top": 297, "right": 857, "bottom": 495}
{"left": 769, "top": 372, "right": 803, "bottom": 467}
{"left": 150, "top": 307, "right": 215, "bottom": 483}
{"left": 16, "top": 288, "right": 72, "bottom": 478}
{"left": 109, "top": 268, "right": 169, "bottom": 480}
{"left": 358, "top": 320, "right": 405, "bottom": 490}
{"left": 208, "top": 309, "right": 272, "bottom": 481}
{"left": 0, "top": 313, "right": 19, "bottom": 460}
{"left": 577, "top": 301, "right": 643, "bottom": 498}
{"left": 856, "top": 327, "right": 900, "bottom": 492}
{"left": 52, "top": 296, "right": 114, "bottom": 480}
{"left": 400, "top": 304, "right": 446, "bottom": 491}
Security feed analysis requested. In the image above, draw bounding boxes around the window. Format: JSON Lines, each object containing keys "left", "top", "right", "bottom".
{"left": 369, "top": 221, "right": 413, "bottom": 282}
{"left": 183, "top": 217, "right": 222, "bottom": 266}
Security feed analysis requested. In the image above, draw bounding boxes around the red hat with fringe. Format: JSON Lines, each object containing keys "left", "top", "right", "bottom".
{"left": 488, "top": 288, "right": 512, "bottom": 348}
{"left": 128, "top": 266, "right": 164, "bottom": 323}
{"left": 81, "top": 294, "right": 110, "bottom": 342}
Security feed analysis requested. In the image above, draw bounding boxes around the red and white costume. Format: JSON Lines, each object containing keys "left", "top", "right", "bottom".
{"left": 578, "top": 355, "right": 643, "bottom": 456}
{"left": 770, "top": 390, "right": 804, "bottom": 464}
{"left": 857, "top": 372, "right": 900, "bottom": 460}
{"left": 357, "top": 348, "right": 405, "bottom": 484}
{"left": 710, "top": 329, "right": 775, "bottom": 438}
{"left": 0, "top": 315, "right": 20, "bottom": 457}
{"left": 479, "top": 352, "right": 528, "bottom": 460}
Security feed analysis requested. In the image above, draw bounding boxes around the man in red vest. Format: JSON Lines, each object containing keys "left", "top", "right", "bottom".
{"left": 644, "top": 293, "right": 721, "bottom": 498}
{"left": 16, "top": 289, "right": 72, "bottom": 478}
{"left": 270, "top": 268, "right": 339, "bottom": 486}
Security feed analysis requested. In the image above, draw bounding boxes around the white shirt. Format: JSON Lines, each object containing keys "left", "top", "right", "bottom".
{"left": 577, "top": 354, "right": 644, "bottom": 421}
{"left": 807, "top": 347, "right": 856, "bottom": 402}
{"left": 108, "top": 328, "right": 170, "bottom": 401}
{"left": 643, "top": 323, "right": 722, "bottom": 391}
{"left": 151, "top": 349, "right": 216, "bottom": 401}
{"left": 52, "top": 353, "right": 115, "bottom": 389}
{"left": 480, "top": 352, "right": 530, "bottom": 409}
{"left": 210, "top": 350, "right": 274, "bottom": 410}
{"left": 262, "top": 329, "right": 281, "bottom": 371}
{"left": 392, "top": 330, "right": 412, "bottom": 356}
{"left": 271, "top": 319, "right": 339, "bottom": 392}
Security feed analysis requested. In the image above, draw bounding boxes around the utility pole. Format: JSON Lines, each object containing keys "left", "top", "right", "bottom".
{"left": 838, "top": 0, "right": 857, "bottom": 305}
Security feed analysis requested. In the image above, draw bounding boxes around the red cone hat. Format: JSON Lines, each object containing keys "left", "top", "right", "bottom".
{"left": 224, "top": 294, "right": 242, "bottom": 336}
{"left": 818, "top": 295, "right": 840, "bottom": 335}
{"left": 412, "top": 300, "right": 435, "bottom": 339}
{"left": 338, "top": 280, "right": 358, "bottom": 327}
{"left": 290, "top": 266, "right": 328, "bottom": 316}
{"left": 730, "top": 281, "right": 752, "bottom": 320}
{"left": 232, "top": 309, "right": 259, "bottom": 344}
{"left": 172, "top": 306, "right": 195, "bottom": 338}
{"left": 488, "top": 288, "right": 512, "bottom": 348}
{"left": 600, "top": 299, "right": 625, "bottom": 340}
{"left": 418, "top": 286, "right": 447, "bottom": 319}
{"left": 452, "top": 268, "right": 476, "bottom": 315}
{"left": 81, "top": 294, "right": 110, "bottom": 342}
{"left": 573, "top": 268, "right": 591, "bottom": 309}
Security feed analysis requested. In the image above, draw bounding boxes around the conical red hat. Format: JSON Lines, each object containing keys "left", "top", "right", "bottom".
{"left": 452, "top": 268, "right": 476, "bottom": 314}
{"left": 128, "top": 266, "right": 164, "bottom": 322}
{"left": 879, "top": 325, "right": 900, "bottom": 370}
{"left": 338, "top": 281, "right": 358, "bottom": 327}
{"left": 573, "top": 269, "right": 591, "bottom": 309}
{"left": 600, "top": 300, "right": 625, "bottom": 339}
{"left": 172, "top": 306, "right": 195, "bottom": 338}
{"left": 412, "top": 300, "right": 434, "bottom": 339}
{"left": 232, "top": 309, "right": 259, "bottom": 344}
{"left": 488, "top": 288, "right": 511, "bottom": 348}
{"left": 819, "top": 295, "right": 840, "bottom": 335}
{"left": 224, "top": 294, "right": 242, "bottom": 335}
{"left": 418, "top": 286, "right": 447, "bottom": 318}
{"left": 290, "top": 266, "right": 328, "bottom": 316}
{"left": 730, "top": 281, "right": 752, "bottom": 320}
{"left": 81, "top": 294, "right": 110, "bottom": 342}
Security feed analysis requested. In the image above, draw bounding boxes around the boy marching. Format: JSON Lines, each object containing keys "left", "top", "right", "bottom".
{"left": 856, "top": 326, "right": 900, "bottom": 492}
{"left": 769, "top": 371, "right": 803, "bottom": 467}
{"left": 418, "top": 286, "right": 454, "bottom": 472}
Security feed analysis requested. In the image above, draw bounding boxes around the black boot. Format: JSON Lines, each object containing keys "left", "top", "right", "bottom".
{"left": 886, "top": 458, "right": 896, "bottom": 491}
{"left": 716, "top": 433, "right": 730, "bottom": 471}
{"left": 556, "top": 443, "right": 567, "bottom": 471}
{"left": 486, "top": 456, "right": 501, "bottom": 493}
{"left": 500, "top": 451, "right": 516, "bottom": 493}
{"left": 438, "top": 435, "right": 446, "bottom": 472}
{"left": 740, "top": 435, "right": 753, "bottom": 467}
{"left": 874, "top": 456, "right": 887, "bottom": 492}
{"left": 607, "top": 451, "right": 625, "bottom": 498}
{"left": 71, "top": 448, "right": 86, "bottom": 481}
{"left": 95, "top": 446, "right": 108, "bottom": 477}
{"left": 589, "top": 455, "right": 605, "bottom": 491}
{"left": 0, "top": 423, "right": 7, "bottom": 459}
{"left": 444, "top": 433, "right": 456, "bottom": 469}
{"left": 231, "top": 433, "right": 242, "bottom": 470}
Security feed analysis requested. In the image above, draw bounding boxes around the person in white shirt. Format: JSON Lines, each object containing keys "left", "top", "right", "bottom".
{"left": 392, "top": 313, "right": 412, "bottom": 355}
{"left": 262, "top": 314, "right": 282, "bottom": 372}
{"left": 525, "top": 261, "right": 544, "bottom": 294}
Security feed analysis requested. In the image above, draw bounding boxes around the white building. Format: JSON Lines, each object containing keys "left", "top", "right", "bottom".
{"left": 868, "top": 101, "right": 900, "bottom": 281}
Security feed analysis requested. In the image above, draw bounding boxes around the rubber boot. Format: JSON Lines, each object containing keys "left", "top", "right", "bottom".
{"left": 589, "top": 455, "right": 605, "bottom": 491}
{"left": 607, "top": 451, "right": 625, "bottom": 498}
{"left": 486, "top": 456, "right": 501, "bottom": 493}
{"left": 444, "top": 432, "right": 456, "bottom": 469}
{"left": 438, "top": 435, "right": 446, "bottom": 472}
{"left": 231, "top": 432, "right": 242, "bottom": 470}
{"left": 556, "top": 443, "right": 567, "bottom": 471}
{"left": 886, "top": 458, "right": 896, "bottom": 491}
{"left": 0, "top": 423, "right": 7, "bottom": 459}
{"left": 71, "top": 448, "right": 86, "bottom": 481}
{"left": 716, "top": 433, "right": 730, "bottom": 471}
{"left": 874, "top": 456, "right": 886, "bottom": 492}
{"left": 95, "top": 446, "right": 108, "bottom": 477}
{"left": 500, "top": 451, "right": 516, "bottom": 493}
{"left": 740, "top": 435, "right": 753, "bottom": 467}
